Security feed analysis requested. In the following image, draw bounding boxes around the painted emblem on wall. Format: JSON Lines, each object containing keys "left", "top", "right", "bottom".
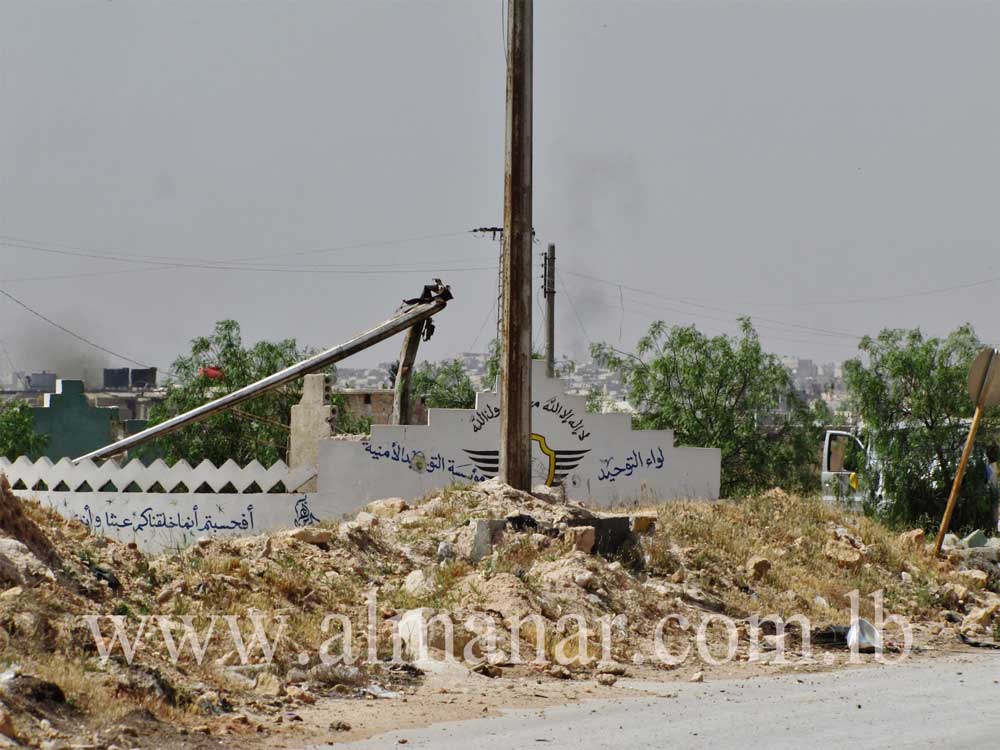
{"left": 464, "top": 433, "right": 589, "bottom": 486}
{"left": 322, "top": 361, "right": 722, "bottom": 508}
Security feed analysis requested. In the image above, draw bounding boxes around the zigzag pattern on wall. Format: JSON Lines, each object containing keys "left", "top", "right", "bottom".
{"left": 0, "top": 456, "right": 316, "bottom": 494}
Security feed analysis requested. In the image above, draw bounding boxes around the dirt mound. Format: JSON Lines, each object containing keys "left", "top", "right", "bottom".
{"left": 0, "top": 475, "right": 996, "bottom": 746}
{"left": 0, "top": 474, "right": 59, "bottom": 567}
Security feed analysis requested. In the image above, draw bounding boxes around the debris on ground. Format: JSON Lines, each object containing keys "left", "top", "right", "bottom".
{"left": 0, "top": 472, "right": 998, "bottom": 747}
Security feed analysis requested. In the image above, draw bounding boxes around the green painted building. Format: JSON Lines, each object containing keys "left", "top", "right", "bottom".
{"left": 31, "top": 380, "right": 119, "bottom": 460}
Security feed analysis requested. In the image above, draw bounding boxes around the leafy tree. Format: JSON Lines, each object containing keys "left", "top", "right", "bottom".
{"left": 593, "top": 318, "right": 826, "bottom": 496}
{"left": 411, "top": 359, "right": 476, "bottom": 409}
{"left": 484, "top": 338, "right": 547, "bottom": 387}
{"left": 843, "top": 325, "right": 999, "bottom": 531}
{"left": 143, "top": 320, "right": 331, "bottom": 467}
{"left": 329, "top": 391, "right": 374, "bottom": 435}
{"left": 0, "top": 399, "right": 48, "bottom": 460}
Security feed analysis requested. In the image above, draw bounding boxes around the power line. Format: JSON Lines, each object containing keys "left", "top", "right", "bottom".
{"left": 235, "top": 230, "right": 474, "bottom": 262}
{"left": 8, "top": 229, "right": 998, "bottom": 308}
{"left": 556, "top": 258, "right": 1000, "bottom": 311}
{"left": 614, "top": 288, "right": 851, "bottom": 341}
{"left": 582, "top": 288, "right": 860, "bottom": 351}
{"left": 0, "top": 266, "right": 172, "bottom": 284}
{"left": 739, "top": 274, "right": 1000, "bottom": 308}
{"left": 0, "top": 288, "right": 153, "bottom": 368}
{"left": 0, "top": 229, "right": 473, "bottom": 265}
{"left": 0, "top": 339, "right": 16, "bottom": 374}
{"left": 562, "top": 269, "right": 865, "bottom": 341}
{"left": 558, "top": 276, "right": 592, "bottom": 345}
{"left": 0, "top": 240, "right": 495, "bottom": 276}
{"left": 469, "top": 298, "right": 497, "bottom": 353}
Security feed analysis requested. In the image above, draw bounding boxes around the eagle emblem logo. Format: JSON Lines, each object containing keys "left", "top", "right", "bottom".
{"left": 464, "top": 433, "right": 589, "bottom": 486}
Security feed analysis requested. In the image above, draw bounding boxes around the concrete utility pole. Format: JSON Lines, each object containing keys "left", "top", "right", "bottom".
{"left": 544, "top": 243, "right": 555, "bottom": 378}
{"left": 499, "top": 0, "right": 533, "bottom": 490}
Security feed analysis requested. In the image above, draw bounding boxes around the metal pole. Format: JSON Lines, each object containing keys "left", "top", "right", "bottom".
{"left": 499, "top": 0, "right": 533, "bottom": 490}
{"left": 933, "top": 351, "right": 999, "bottom": 555}
{"left": 544, "top": 243, "right": 555, "bottom": 378}
{"left": 74, "top": 298, "right": 448, "bottom": 463}
{"left": 391, "top": 321, "right": 425, "bottom": 425}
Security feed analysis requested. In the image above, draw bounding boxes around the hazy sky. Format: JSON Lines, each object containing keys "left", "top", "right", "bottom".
{"left": 3, "top": 1, "right": 1000, "bottom": 381}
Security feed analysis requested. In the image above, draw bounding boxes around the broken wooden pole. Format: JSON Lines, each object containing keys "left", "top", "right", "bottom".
{"left": 391, "top": 320, "right": 425, "bottom": 425}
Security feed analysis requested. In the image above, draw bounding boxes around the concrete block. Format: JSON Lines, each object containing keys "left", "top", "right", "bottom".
{"left": 962, "top": 529, "right": 988, "bottom": 548}
{"left": 565, "top": 526, "right": 596, "bottom": 554}
{"left": 565, "top": 517, "right": 634, "bottom": 558}
{"left": 469, "top": 519, "right": 506, "bottom": 562}
{"left": 942, "top": 533, "right": 963, "bottom": 550}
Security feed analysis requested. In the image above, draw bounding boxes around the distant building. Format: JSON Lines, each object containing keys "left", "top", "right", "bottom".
{"left": 338, "top": 389, "right": 429, "bottom": 427}
{"left": 25, "top": 372, "right": 57, "bottom": 393}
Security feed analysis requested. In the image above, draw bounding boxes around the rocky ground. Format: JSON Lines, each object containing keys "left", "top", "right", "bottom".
{"left": 0, "top": 474, "right": 998, "bottom": 749}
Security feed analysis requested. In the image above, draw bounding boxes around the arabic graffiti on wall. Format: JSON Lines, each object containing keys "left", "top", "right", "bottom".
{"left": 471, "top": 397, "right": 590, "bottom": 441}
{"left": 73, "top": 501, "right": 256, "bottom": 534}
{"left": 318, "top": 360, "right": 722, "bottom": 508}
{"left": 16, "top": 491, "right": 330, "bottom": 554}
{"left": 597, "top": 446, "right": 666, "bottom": 482}
{"left": 363, "top": 440, "right": 490, "bottom": 482}
{"left": 293, "top": 496, "right": 320, "bottom": 527}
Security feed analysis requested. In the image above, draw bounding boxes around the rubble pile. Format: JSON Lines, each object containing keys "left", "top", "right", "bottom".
{"left": 0, "top": 473, "right": 998, "bottom": 746}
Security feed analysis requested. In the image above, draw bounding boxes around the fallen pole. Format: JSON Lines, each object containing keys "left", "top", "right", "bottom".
{"left": 75, "top": 294, "right": 450, "bottom": 463}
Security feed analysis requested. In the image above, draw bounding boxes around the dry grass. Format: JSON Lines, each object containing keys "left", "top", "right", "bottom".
{"left": 644, "top": 490, "right": 945, "bottom": 622}
{"left": 0, "top": 477, "right": 984, "bottom": 741}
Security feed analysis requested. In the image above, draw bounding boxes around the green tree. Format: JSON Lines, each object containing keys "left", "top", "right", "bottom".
{"left": 484, "top": 338, "right": 547, "bottom": 387}
{"left": 0, "top": 399, "right": 48, "bottom": 460}
{"left": 843, "top": 325, "right": 998, "bottom": 531}
{"left": 143, "top": 320, "right": 329, "bottom": 466}
{"left": 411, "top": 359, "right": 476, "bottom": 409}
{"left": 593, "top": 318, "right": 826, "bottom": 496}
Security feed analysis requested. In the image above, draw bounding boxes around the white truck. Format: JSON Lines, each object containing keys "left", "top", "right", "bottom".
{"left": 822, "top": 426, "right": 999, "bottom": 514}
{"left": 820, "top": 429, "right": 871, "bottom": 509}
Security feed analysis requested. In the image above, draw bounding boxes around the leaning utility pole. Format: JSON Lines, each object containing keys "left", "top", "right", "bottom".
{"left": 544, "top": 243, "right": 555, "bottom": 378}
{"left": 499, "top": 0, "right": 533, "bottom": 490}
{"left": 391, "top": 320, "right": 425, "bottom": 425}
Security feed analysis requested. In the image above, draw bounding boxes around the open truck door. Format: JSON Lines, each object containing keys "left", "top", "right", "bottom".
{"left": 822, "top": 430, "right": 866, "bottom": 508}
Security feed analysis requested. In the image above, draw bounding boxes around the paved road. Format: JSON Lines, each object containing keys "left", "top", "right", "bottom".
{"left": 338, "top": 654, "right": 1000, "bottom": 749}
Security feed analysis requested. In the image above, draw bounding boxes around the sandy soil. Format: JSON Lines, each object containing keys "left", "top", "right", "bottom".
{"left": 252, "top": 632, "right": 976, "bottom": 749}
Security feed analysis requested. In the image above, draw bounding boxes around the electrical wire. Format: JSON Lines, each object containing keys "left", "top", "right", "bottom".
{"left": 572, "top": 281, "right": 861, "bottom": 351}
{"left": 0, "top": 266, "right": 172, "bottom": 284}
{"left": 558, "top": 276, "right": 592, "bottom": 345}
{"left": 469, "top": 298, "right": 497, "bottom": 353}
{"left": 740, "top": 274, "right": 1000, "bottom": 308}
{"left": 0, "top": 288, "right": 153, "bottom": 368}
{"left": 562, "top": 269, "right": 864, "bottom": 341}
{"left": 1, "top": 239, "right": 494, "bottom": 276}
{"left": 0, "top": 229, "right": 473, "bottom": 265}
{"left": 0, "top": 339, "right": 16, "bottom": 374}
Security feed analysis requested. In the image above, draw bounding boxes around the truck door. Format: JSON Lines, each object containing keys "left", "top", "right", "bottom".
{"left": 822, "top": 430, "right": 866, "bottom": 508}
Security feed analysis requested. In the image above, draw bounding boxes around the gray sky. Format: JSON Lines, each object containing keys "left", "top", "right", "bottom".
{"left": 3, "top": 0, "right": 1000, "bottom": 381}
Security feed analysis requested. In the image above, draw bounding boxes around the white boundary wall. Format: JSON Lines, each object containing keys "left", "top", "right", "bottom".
{"left": 1, "top": 456, "right": 322, "bottom": 554}
{"left": 315, "top": 362, "right": 720, "bottom": 513}
{"left": 1, "top": 363, "right": 721, "bottom": 552}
